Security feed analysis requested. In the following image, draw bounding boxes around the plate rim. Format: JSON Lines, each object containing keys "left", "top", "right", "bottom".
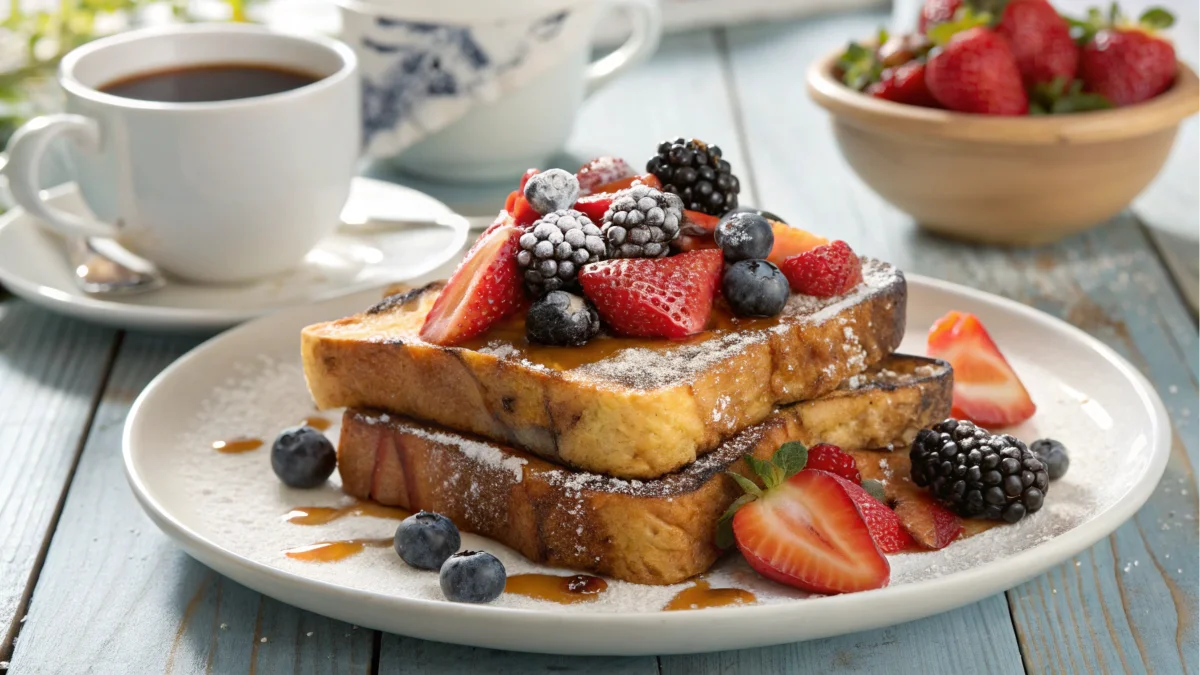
{"left": 0, "top": 180, "right": 468, "bottom": 330}
{"left": 121, "top": 274, "right": 1172, "bottom": 654}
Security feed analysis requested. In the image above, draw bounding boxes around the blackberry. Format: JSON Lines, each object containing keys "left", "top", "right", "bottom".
{"left": 646, "top": 138, "right": 740, "bottom": 215}
{"left": 910, "top": 419, "right": 1049, "bottom": 524}
{"left": 526, "top": 291, "right": 601, "bottom": 346}
{"left": 517, "top": 210, "right": 605, "bottom": 296}
{"left": 600, "top": 185, "right": 683, "bottom": 259}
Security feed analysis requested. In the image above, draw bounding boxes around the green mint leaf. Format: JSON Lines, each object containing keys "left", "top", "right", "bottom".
{"left": 725, "top": 470, "right": 764, "bottom": 498}
{"left": 1139, "top": 7, "right": 1174, "bottom": 29}
{"left": 862, "top": 479, "right": 887, "bottom": 503}
{"left": 771, "top": 441, "right": 809, "bottom": 478}
{"left": 715, "top": 493, "right": 759, "bottom": 549}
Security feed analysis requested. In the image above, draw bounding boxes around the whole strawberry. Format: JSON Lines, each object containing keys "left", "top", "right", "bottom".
{"left": 919, "top": 0, "right": 963, "bottom": 33}
{"left": 926, "top": 26, "right": 1029, "bottom": 114}
{"left": 996, "top": 0, "right": 1079, "bottom": 87}
{"left": 867, "top": 61, "right": 940, "bottom": 107}
{"left": 1078, "top": 7, "right": 1177, "bottom": 107}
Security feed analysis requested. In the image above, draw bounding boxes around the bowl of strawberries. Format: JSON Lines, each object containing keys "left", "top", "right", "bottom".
{"left": 806, "top": 0, "right": 1199, "bottom": 245}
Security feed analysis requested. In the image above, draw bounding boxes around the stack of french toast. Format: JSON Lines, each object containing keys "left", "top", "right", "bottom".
{"left": 299, "top": 142, "right": 1051, "bottom": 594}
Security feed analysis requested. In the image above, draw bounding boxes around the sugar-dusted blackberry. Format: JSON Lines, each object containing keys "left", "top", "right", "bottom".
{"left": 646, "top": 138, "right": 740, "bottom": 215}
{"left": 910, "top": 419, "right": 1049, "bottom": 524}
{"left": 517, "top": 209, "right": 606, "bottom": 296}
{"left": 526, "top": 291, "right": 601, "bottom": 346}
{"left": 600, "top": 185, "right": 683, "bottom": 259}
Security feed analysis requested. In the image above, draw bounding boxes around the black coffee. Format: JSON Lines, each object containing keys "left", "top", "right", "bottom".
{"left": 99, "top": 63, "right": 320, "bottom": 103}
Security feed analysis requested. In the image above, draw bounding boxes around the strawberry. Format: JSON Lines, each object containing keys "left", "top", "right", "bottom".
{"left": 927, "top": 310, "right": 1037, "bottom": 427}
{"left": 996, "top": 0, "right": 1079, "bottom": 87}
{"left": 834, "top": 475, "right": 916, "bottom": 554}
{"left": 919, "top": 0, "right": 963, "bottom": 33}
{"left": 893, "top": 491, "right": 963, "bottom": 550}
{"left": 805, "top": 444, "right": 862, "bottom": 484}
{"left": 926, "top": 24, "right": 1029, "bottom": 115}
{"left": 479, "top": 210, "right": 514, "bottom": 239}
{"left": 511, "top": 195, "right": 540, "bottom": 227}
{"left": 578, "top": 250, "right": 722, "bottom": 339}
{"left": 1078, "top": 7, "right": 1177, "bottom": 107}
{"left": 717, "top": 442, "right": 889, "bottom": 594}
{"left": 766, "top": 224, "right": 829, "bottom": 266}
{"left": 593, "top": 173, "right": 662, "bottom": 194}
{"left": 867, "top": 61, "right": 940, "bottom": 107}
{"left": 577, "top": 157, "right": 634, "bottom": 196}
{"left": 675, "top": 233, "right": 720, "bottom": 253}
{"left": 682, "top": 210, "right": 721, "bottom": 236}
{"left": 518, "top": 168, "right": 540, "bottom": 192}
{"left": 781, "top": 240, "right": 863, "bottom": 297}
{"left": 574, "top": 192, "right": 614, "bottom": 222}
{"left": 419, "top": 225, "right": 525, "bottom": 346}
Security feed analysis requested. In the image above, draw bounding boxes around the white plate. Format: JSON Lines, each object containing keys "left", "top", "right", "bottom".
{"left": 123, "top": 275, "right": 1170, "bottom": 655}
{"left": 0, "top": 178, "right": 468, "bottom": 331}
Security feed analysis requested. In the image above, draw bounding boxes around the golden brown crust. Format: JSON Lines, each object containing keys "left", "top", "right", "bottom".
{"left": 305, "top": 260, "right": 906, "bottom": 480}
{"left": 336, "top": 355, "right": 951, "bottom": 585}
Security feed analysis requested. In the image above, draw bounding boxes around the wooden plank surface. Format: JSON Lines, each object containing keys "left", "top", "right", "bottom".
{"left": 0, "top": 302, "right": 117, "bottom": 662}
{"left": 725, "top": 11, "right": 1198, "bottom": 675}
{"left": 5, "top": 332, "right": 375, "bottom": 674}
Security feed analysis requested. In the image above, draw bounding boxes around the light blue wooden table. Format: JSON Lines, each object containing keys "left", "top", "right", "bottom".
{"left": 2, "top": 9, "right": 1197, "bottom": 674}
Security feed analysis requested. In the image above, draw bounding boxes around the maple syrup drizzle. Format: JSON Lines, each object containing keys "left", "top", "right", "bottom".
{"left": 282, "top": 502, "right": 411, "bottom": 526}
{"left": 504, "top": 574, "right": 608, "bottom": 604}
{"left": 283, "top": 538, "right": 392, "bottom": 562}
{"left": 303, "top": 415, "right": 332, "bottom": 431}
{"left": 458, "top": 301, "right": 782, "bottom": 371}
{"left": 664, "top": 579, "right": 756, "bottom": 611}
{"left": 212, "top": 437, "right": 263, "bottom": 454}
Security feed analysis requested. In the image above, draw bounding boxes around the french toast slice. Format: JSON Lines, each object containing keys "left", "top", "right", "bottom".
{"left": 305, "top": 259, "right": 906, "bottom": 480}
{"left": 336, "top": 355, "right": 950, "bottom": 585}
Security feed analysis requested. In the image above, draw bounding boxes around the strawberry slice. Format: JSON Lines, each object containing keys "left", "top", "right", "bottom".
{"left": 893, "top": 491, "right": 963, "bottom": 550}
{"left": 732, "top": 470, "right": 890, "bottom": 594}
{"left": 419, "top": 225, "right": 525, "bottom": 346}
{"left": 577, "top": 156, "right": 634, "bottom": 196}
{"left": 573, "top": 192, "right": 613, "bottom": 223}
{"left": 675, "top": 233, "right": 720, "bottom": 253}
{"left": 805, "top": 443, "right": 861, "bottom": 484}
{"left": 766, "top": 223, "right": 829, "bottom": 266}
{"left": 593, "top": 173, "right": 662, "bottom": 194}
{"left": 927, "top": 311, "right": 1036, "bottom": 428}
{"left": 832, "top": 475, "right": 915, "bottom": 554}
{"left": 579, "top": 249, "right": 722, "bottom": 339}
{"left": 781, "top": 240, "right": 863, "bottom": 297}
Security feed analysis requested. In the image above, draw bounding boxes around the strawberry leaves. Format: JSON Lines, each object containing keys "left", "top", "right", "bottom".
{"left": 1030, "top": 77, "right": 1113, "bottom": 114}
{"left": 716, "top": 442, "right": 809, "bottom": 548}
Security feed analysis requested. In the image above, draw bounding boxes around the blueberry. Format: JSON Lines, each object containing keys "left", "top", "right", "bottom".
{"left": 271, "top": 426, "right": 336, "bottom": 488}
{"left": 714, "top": 212, "right": 774, "bottom": 262}
{"left": 394, "top": 511, "right": 461, "bottom": 570}
{"left": 526, "top": 291, "right": 601, "bottom": 346}
{"left": 1030, "top": 438, "right": 1069, "bottom": 480}
{"left": 439, "top": 550, "right": 506, "bottom": 603}
{"left": 723, "top": 260, "right": 789, "bottom": 317}
{"left": 524, "top": 169, "right": 580, "bottom": 215}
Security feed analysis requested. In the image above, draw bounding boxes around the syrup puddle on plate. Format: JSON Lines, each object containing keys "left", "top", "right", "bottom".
{"left": 212, "top": 437, "right": 263, "bottom": 454}
{"left": 505, "top": 574, "right": 608, "bottom": 604}
{"left": 283, "top": 502, "right": 411, "bottom": 526}
{"left": 664, "top": 579, "right": 756, "bottom": 611}
{"left": 283, "top": 538, "right": 393, "bottom": 562}
{"left": 302, "top": 415, "right": 332, "bottom": 431}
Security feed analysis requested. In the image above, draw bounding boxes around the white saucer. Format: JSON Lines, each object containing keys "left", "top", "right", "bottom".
{"left": 0, "top": 178, "right": 468, "bottom": 331}
{"left": 123, "top": 273, "right": 1170, "bottom": 655}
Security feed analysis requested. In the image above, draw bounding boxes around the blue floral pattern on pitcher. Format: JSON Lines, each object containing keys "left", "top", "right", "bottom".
{"left": 360, "top": 12, "right": 569, "bottom": 148}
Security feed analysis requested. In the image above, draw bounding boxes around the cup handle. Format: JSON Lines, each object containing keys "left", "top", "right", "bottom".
{"left": 585, "top": 0, "right": 663, "bottom": 96}
{"left": 2, "top": 114, "right": 120, "bottom": 239}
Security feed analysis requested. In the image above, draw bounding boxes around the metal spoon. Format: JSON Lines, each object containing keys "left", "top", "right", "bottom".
{"left": 65, "top": 235, "right": 166, "bottom": 296}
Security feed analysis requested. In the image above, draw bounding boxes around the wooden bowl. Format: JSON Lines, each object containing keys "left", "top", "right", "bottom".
{"left": 806, "top": 46, "right": 1200, "bottom": 245}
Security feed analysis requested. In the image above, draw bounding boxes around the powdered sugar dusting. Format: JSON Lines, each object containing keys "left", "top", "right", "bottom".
{"left": 399, "top": 422, "right": 527, "bottom": 482}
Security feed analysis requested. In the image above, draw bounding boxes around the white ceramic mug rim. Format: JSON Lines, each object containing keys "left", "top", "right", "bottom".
{"left": 58, "top": 23, "right": 358, "bottom": 112}
{"left": 335, "top": 0, "right": 586, "bottom": 22}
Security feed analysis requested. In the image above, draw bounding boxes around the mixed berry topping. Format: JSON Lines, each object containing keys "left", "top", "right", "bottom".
{"left": 722, "top": 259, "right": 789, "bottom": 318}
{"left": 647, "top": 138, "right": 740, "bottom": 215}
{"left": 715, "top": 211, "right": 774, "bottom": 262}
{"left": 526, "top": 291, "right": 602, "bottom": 346}
{"left": 518, "top": 210, "right": 606, "bottom": 296}
{"left": 523, "top": 168, "right": 580, "bottom": 216}
{"left": 577, "top": 156, "right": 634, "bottom": 196}
{"left": 600, "top": 185, "right": 683, "bottom": 259}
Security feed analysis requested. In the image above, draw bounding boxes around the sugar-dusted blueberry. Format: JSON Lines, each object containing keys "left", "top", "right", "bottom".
{"left": 714, "top": 211, "right": 774, "bottom": 262}
{"left": 1030, "top": 438, "right": 1069, "bottom": 480}
{"left": 526, "top": 291, "right": 601, "bottom": 346}
{"left": 523, "top": 168, "right": 580, "bottom": 215}
{"left": 722, "top": 259, "right": 789, "bottom": 317}
{"left": 394, "top": 511, "right": 461, "bottom": 570}
{"left": 439, "top": 550, "right": 507, "bottom": 603}
{"left": 270, "top": 426, "right": 336, "bottom": 488}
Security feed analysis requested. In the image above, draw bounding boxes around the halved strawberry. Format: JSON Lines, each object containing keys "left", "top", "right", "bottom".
{"left": 805, "top": 443, "right": 862, "bottom": 484}
{"left": 781, "top": 240, "right": 863, "bottom": 297}
{"left": 419, "top": 225, "right": 525, "bottom": 346}
{"left": 479, "top": 210, "right": 514, "bottom": 239}
{"left": 766, "top": 223, "right": 829, "bottom": 266}
{"left": 717, "top": 443, "right": 889, "bottom": 594}
{"left": 511, "top": 195, "right": 540, "bottom": 227}
{"left": 574, "top": 192, "right": 613, "bottom": 222}
{"left": 577, "top": 157, "right": 634, "bottom": 196}
{"left": 927, "top": 311, "right": 1036, "bottom": 428}
{"left": 579, "top": 249, "right": 722, "bottom": 339}
{"left": 832, "top": 475, "right": 915, "bottom": 554}
{"left": 893, "top": 491, "right": 963, "bottom": 550}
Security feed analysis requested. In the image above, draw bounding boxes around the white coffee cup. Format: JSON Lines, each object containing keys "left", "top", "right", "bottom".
{"left": 2, "top": 24, "right": 360, "bottom": 284}
{"left": 341, "top": 0, "right": 662, "bottom": 183}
